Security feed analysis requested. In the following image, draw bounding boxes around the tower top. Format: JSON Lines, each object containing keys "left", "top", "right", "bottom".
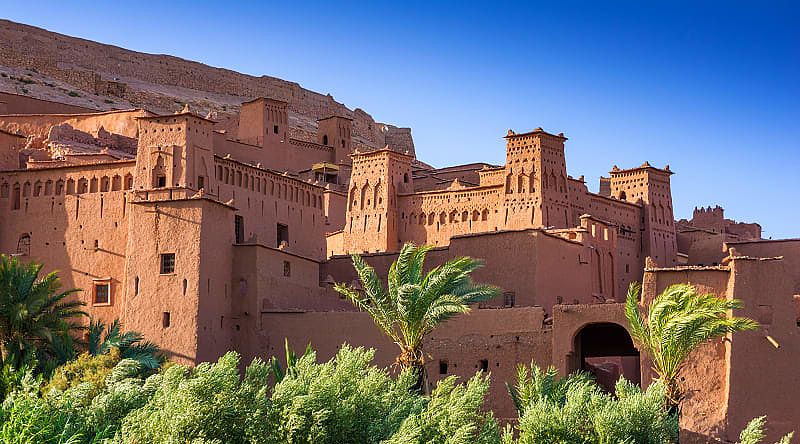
{"left": 504, "top": 127, "right": 567, "bottom": 141}
{"left": 609, "top": 161, "right": 673, "bottom": 176}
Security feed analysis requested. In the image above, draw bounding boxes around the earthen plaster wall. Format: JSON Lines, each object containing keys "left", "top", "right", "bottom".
{"left": 259, "top": 307, "right": 550, "bottom": 419}
{"left": 0, "top": 91, "right": 94, "bottom": 115}
{"left": 0, "top": 161, "right": 136, "bottom": 325}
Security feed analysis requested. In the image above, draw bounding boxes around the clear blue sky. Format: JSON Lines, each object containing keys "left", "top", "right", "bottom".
{"left": 2, "top": 1, "right": 798, "bottom": 238}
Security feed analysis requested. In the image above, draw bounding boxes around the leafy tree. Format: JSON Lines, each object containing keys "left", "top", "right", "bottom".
{"left": 0, "top": 255, "right": 84, "bottom": 370}
{"left": 625, "top": 282, "right": 758, "bottom": 411}
{"left": 87, "top": 319, "right": 163, "bottom": 371}
{"left": 334, "top": 242, "right": 499, "bottom": 390}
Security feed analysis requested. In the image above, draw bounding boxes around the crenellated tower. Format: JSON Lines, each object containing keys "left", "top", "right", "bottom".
{"left": 341, "top": 148, "right": 413, "bottom": 254}
{"left": 502, "top": 128, "right": 571, "bottom": 229}
{"left": 609, "top": 162, "right": 677, "bottom": 266}
{"left": 134, "top": 110, "right": 216, "bottom": 195}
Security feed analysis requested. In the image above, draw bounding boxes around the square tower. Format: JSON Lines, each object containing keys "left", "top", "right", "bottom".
{"left": 237, "top": 97, "right": 288, "bottom": 148}
{"left": 317, "top": 115, "right": 353, "bottom": 166}
{"left": 503, "top": 128, "right": 571, "bottom": 229}
{"left": 135, "top": 111, "right": 216, "bottom": 195}
{"left": 609, "top": 162, "right": 677, "bottom": 266}
{"left": 342, "top": 148, "right": 413, "bottom": 254}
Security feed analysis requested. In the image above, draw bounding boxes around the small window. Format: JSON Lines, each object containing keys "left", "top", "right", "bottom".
{"left": 93, "top": 282, "right": 111, "bottom": 305}
{"left": 134, "top": 276, "right": 140, "bottom": 296}
{"left": 273, "top": 125, "right": 279, "bottom": 134}
{"left": 235, "top": 215, "right": 245, "bottom": 243}
{"left": 283, "top": 260, "right": 291, "bottom": 277}
{"left": 197, "top": 175, "right": 205, "bottom": 190}
{"left": 277, "top": 223, "right": 289, "bottom": 247}
{"left": 439, "top": 360, "right": 448, "bottom": 375}
{"left": 322, "top": 135, "right": 329, "bottom": 146}
{"left": 156, "top": 175, "right": 167, "bottom": 188}
{"left": 160, "top": 253, "right": 176, "bottom": 274}
{"left": 479, "top": 359, "right": 489, "bottom": 372}
{"left": 503, "top": 291, "right": 516, "bottom": 308}
{"left": 162, "top": 312, "right": 171, "bottom": 328}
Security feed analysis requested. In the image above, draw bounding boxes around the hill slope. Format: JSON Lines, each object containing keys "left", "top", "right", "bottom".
{"left": 0, "top": 19, "right": 414, "bottom": 155}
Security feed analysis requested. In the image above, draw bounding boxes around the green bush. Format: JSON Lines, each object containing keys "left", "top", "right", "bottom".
{"left": 510, "top": 364, "right": 678, "bottom": 444}
{"left": 266, "top": 345, "right": 421, "bottom": 444}
{"left": 385, "top": 373, "right": 501, "bottom": 444}
{"left": 116, "top": 352, "right": 270, "bottom": 443}
{"left": 45, "top": 349, "right": 121, "bottom": 400}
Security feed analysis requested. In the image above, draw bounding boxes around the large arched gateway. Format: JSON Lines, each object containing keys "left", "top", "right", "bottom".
{"left": 573, "top": 322, "right": 640, "bottom": 393}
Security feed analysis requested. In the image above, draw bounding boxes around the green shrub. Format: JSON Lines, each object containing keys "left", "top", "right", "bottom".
{"left": 510, "top": 364, "right": 677, "bottom": 444}
{"left": 385, "top": 373, "right": 501, "bottom": 444}
{"left": 116, "top": 352, "right": 271, "bottom": 444}
{"left": 45, "top": 349, "right": 120, "bottom": 400}
{"left": 266, "top": 345, "right": 421, "bottom": 444}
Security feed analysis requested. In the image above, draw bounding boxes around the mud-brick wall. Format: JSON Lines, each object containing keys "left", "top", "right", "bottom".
{"left": 259, "top": 307, "right": 550, "bottom": 420}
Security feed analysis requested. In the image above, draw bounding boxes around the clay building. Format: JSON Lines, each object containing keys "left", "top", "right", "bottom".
{"left": 0, "top": 92, "right": 797, "bottom": 442}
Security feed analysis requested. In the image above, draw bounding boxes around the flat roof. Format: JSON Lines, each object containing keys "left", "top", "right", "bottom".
{"left": 610, "top": 162, "right": 673, "bottom": 175}
{"left": 504, "top": 127, "right": 567, "bottom": 140}
{"left": 137, "top": 111, "right": 214, "bottom": 124}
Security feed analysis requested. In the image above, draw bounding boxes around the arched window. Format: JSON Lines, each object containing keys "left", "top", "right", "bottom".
{"left": 322, "top": 135, "right": 329, "bottom": 146}
{"left": 16, "top": 234, "right": 30, "bottom": 256}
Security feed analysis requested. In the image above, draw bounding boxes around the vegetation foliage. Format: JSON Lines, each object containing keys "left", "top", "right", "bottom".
{"left": 0, "top": 254, "right": 790, "bottom": 444}
{"left": 624, "top": 282, "right": 759, "bottom": 410}
{"left": 334, "top": 242, "right": 500, "bottom": 389}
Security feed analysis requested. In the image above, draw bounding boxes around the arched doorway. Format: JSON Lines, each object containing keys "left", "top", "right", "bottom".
{"left": 573, "top": 323, "right": 640, "bottom": 393}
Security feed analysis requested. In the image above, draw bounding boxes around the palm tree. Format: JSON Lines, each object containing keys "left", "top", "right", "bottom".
{"left": 0, "top": 255, "right": 85, "bottom": 369}
{"left": 624, "top": 282, "right": 758, "bottom": 412}
{"left": 88, "top": 318, "right": 163, "bottom": 370}
{"left": 334, "top": 242, "right": 500, "bottom": 391}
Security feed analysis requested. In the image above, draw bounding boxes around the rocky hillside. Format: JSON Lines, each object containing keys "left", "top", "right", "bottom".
{"left": 0, "top": 19, "right": 414, "bottom": 155}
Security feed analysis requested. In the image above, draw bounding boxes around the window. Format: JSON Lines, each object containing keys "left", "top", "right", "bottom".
{"left": 479, "top": 359, "right": 489, "bottom": 372}
{"left": 93, "top": 282, "right": 111, "bottom": 305}
{"left": 16, "top": 234, "right": 30, "bottom": 255}
{"left": 503, "top": 291, "right": 516, "bottom": 308}
{"left": 162, "top": 312, "right": 171, "bottom": 328}
{"left": 197, "top": 175, "right": 205, "bottom": 190}
{"left": 277, "top": 223, "right": 289, "bottom": 247}
{"left": 283, "top": 260, "right": 291, "bottom": 277}
{"left": 156, "top": 175, "right": 166, "bottom": 188}
{"left": 160, "top": 253, "right": 175, "bottom": 274}
{"left": 235, "top": 215, "right": 245, "bottom": 243}
{"left": 273, "top": 125, "right": 279, "bottom": 134}
{"left": 322, "top": 135, "right": 329, "bottom": 145}
{"left": 439, "top": 360, "right": 448, "bottom": 375}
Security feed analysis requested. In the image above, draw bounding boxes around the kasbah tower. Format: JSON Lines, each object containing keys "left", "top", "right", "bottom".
{"left": 1, "top": 79, "right": 797, "bottom": 441}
